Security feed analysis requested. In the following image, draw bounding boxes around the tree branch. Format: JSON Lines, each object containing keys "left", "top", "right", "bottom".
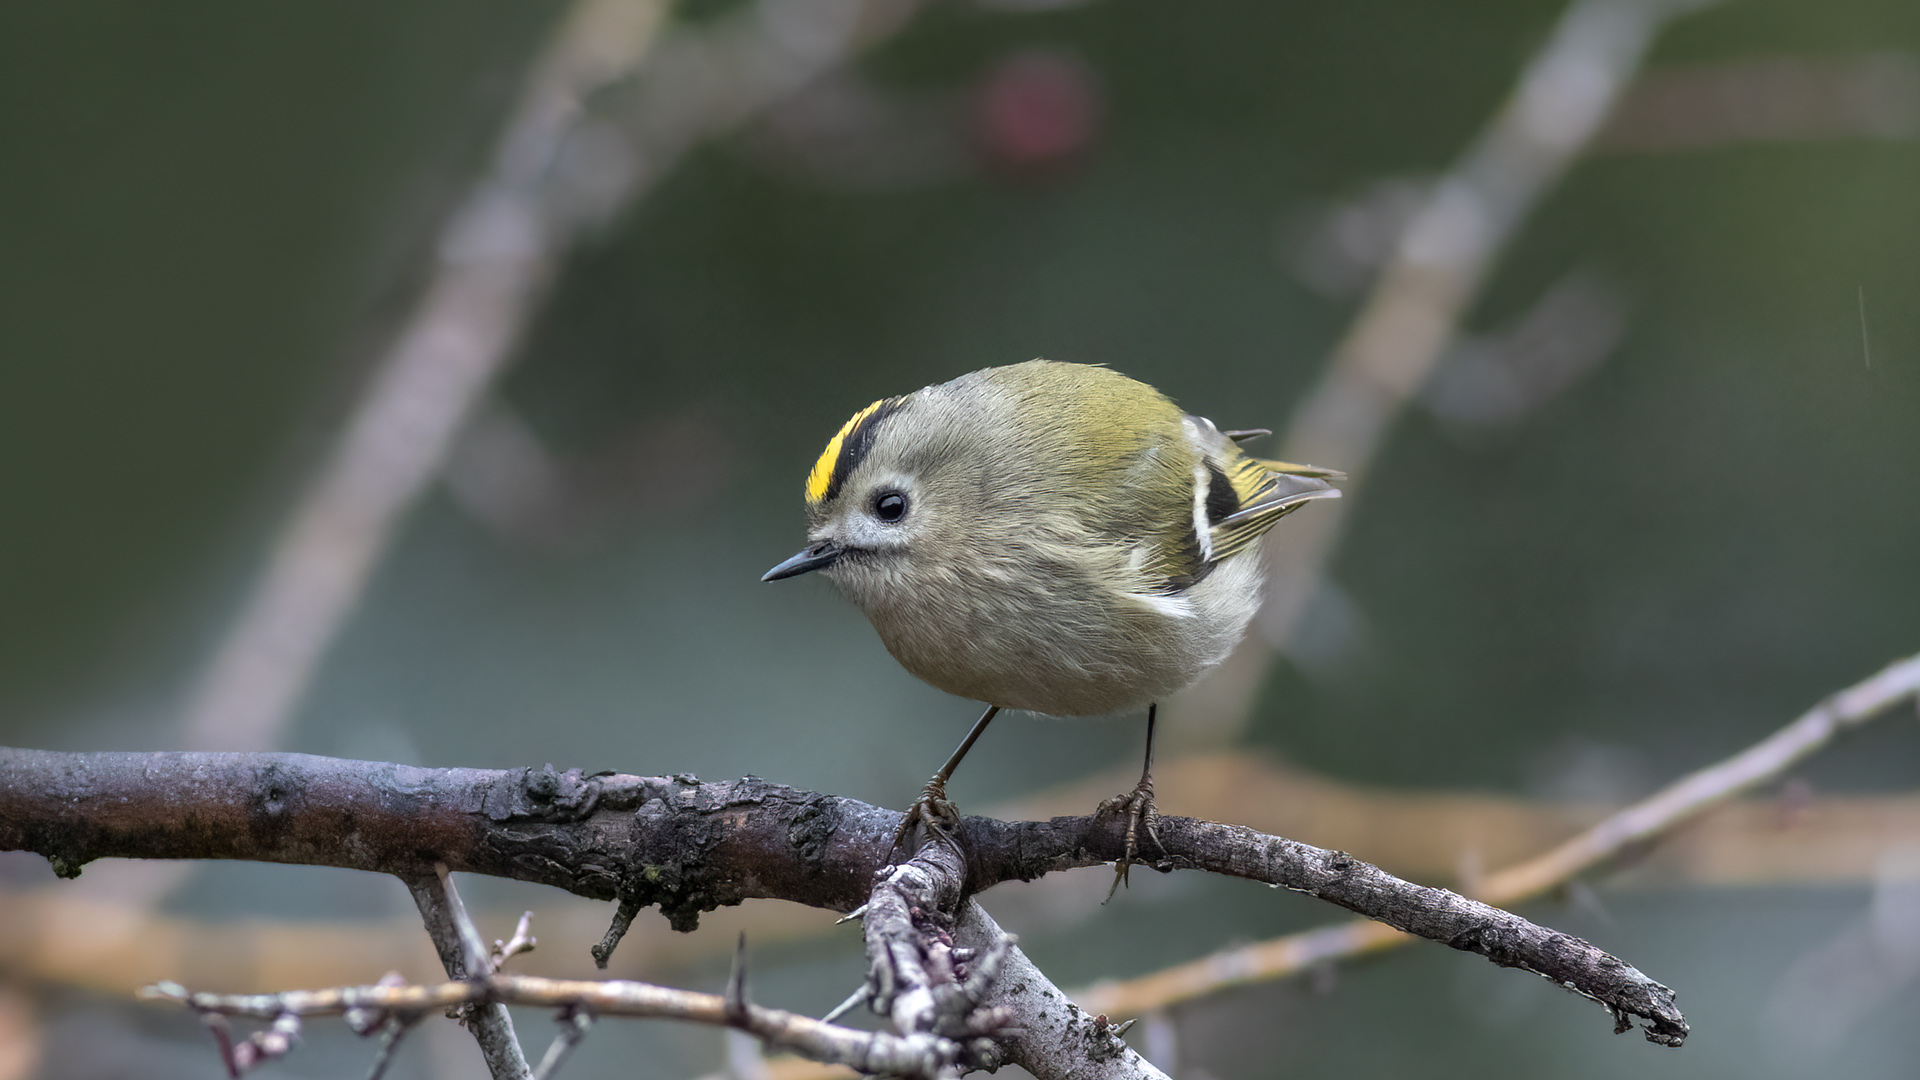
{"left": 1078, "top": 650, "right": 1920, "bottom": 1017}
{"left": 0, "top": 747, "right": 1686, "bottom": 1049}
{"left": 8, "top": 762, "right": 1916, "bottom": 1003}
{"left": 961, "top": 816, "right": 1684, "bottom": 1046}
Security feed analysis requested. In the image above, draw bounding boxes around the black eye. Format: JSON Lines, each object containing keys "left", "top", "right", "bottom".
{"left": 873, "top": 491, "right": 909, "bottom": 523}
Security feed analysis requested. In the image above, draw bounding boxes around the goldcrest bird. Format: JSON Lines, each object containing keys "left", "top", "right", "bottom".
{"left": 763, "top": 359, "right": 1341, "bottom": 869}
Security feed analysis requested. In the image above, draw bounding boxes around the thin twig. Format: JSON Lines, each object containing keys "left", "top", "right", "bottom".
{"left": 434, "top": 864, "right": 495, "bottom": 979}
{"left": 492, "top": 911, "right": 539, "bottom": 973}
{"left": 1076, "top": 651, "right": 1920, "bottom": 1017}
{"left": 201, "top": 1012, "right": 238, "bottom": 1079}
{"left": 345, "top": 972, "right": 410, "bottom": 1036}
{"left": 1481, "top": 652, "right": 1920, "bottom": 901}
{"left": 725, "top": 933, "right": 752, "bottom": 1027}
{"left": 141, "top": 974, "right": 971, "bottom": 1079}
{"left": 407, "top": 871, "right": 530, "bottom": 1080}
{"left": 362, "top": 1018, "right": 416, "bottom": 1080}
{"left": 188, "top": 1008, "right": 302, "bottom": 1077}
{"left": 818, "top": 985, "right": 870, "bottom": 1025}
{"left": 592, "top": 899, "right": 643, "bottom": 969}
{"left": 530, "top": 1007, "right": 594, "bottom": 1080}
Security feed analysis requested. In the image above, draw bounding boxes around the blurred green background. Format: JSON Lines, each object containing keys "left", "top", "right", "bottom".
{"left": 3, "top": 0, "right": 1919, "bottom": 1077}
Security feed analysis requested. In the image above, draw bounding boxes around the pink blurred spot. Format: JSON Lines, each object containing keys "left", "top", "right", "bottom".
{"left": 971, "top": 49, "right": 1103, "bottom": 179}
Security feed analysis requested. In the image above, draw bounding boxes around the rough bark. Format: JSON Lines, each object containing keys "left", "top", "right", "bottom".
{"left": 0, "top": 747, "right": 1688, "bottom": 1053}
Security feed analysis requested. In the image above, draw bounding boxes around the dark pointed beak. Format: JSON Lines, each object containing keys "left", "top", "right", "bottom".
{"left": 762, "top": 540, "right": 841, "bottom": 582}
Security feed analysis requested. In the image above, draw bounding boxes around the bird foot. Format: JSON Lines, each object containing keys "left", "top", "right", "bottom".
{"left": 1096, "top": 777, "right": 1167, "bottom": 898}
{"left": 891, "top": 777, "right": 964, "bottom": 856}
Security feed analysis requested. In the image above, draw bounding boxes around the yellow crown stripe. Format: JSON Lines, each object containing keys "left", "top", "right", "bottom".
{"left": 806, "top": 398, "right": 888, "bottom": 504}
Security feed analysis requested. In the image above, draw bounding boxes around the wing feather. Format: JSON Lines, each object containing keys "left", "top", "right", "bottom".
{"left": 1138, "top": 416, "right": 1342, "bottom": 595}
{"left": 1205, "top": 454, "right": 1338, "bottom": 562}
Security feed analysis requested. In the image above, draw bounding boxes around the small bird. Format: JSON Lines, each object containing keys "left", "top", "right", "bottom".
{"left": 763, "top": 359, "right": 1340, "bottom": 872}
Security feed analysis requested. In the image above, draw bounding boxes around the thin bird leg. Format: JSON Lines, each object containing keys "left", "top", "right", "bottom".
{"left": 1098, "top": 703, "right": 1166, "bottom": 895}
{"left": 891, "top": 705, "right": 1000, "bottom": 852}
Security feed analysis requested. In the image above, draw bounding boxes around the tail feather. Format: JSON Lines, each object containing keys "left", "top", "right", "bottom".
{"left": 1254, "top": 457, "right": 1347, "bottom": 483}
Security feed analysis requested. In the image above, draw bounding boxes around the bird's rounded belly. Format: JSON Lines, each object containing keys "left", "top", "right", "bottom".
{"left": 868, "top": 588, "right": 1200, "bottom": 717}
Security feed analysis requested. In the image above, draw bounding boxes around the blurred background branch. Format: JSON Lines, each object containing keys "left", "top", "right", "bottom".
{"left": 1177, "top": 0, "right": 1712, "bottom": 748}
{"left": 178, "top": 0, "right": 954, "bottom": 753}
{"left": 179, "top": 0, "right": 675, "bottom": 752}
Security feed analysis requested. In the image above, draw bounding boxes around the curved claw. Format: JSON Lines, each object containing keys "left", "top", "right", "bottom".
{"left": 1097, "top": 779, "right": 1168, "bottom": 899}
{"left": 890, "top": 777, "right": 966, "bottom": 857}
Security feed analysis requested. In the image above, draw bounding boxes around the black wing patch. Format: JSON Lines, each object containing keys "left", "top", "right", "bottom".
{"left": 1204, "top": 461, "right": 1239, "bottom": 526}
{"left": 1154, "top": 446, "right": 1339, "bottom": 594}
